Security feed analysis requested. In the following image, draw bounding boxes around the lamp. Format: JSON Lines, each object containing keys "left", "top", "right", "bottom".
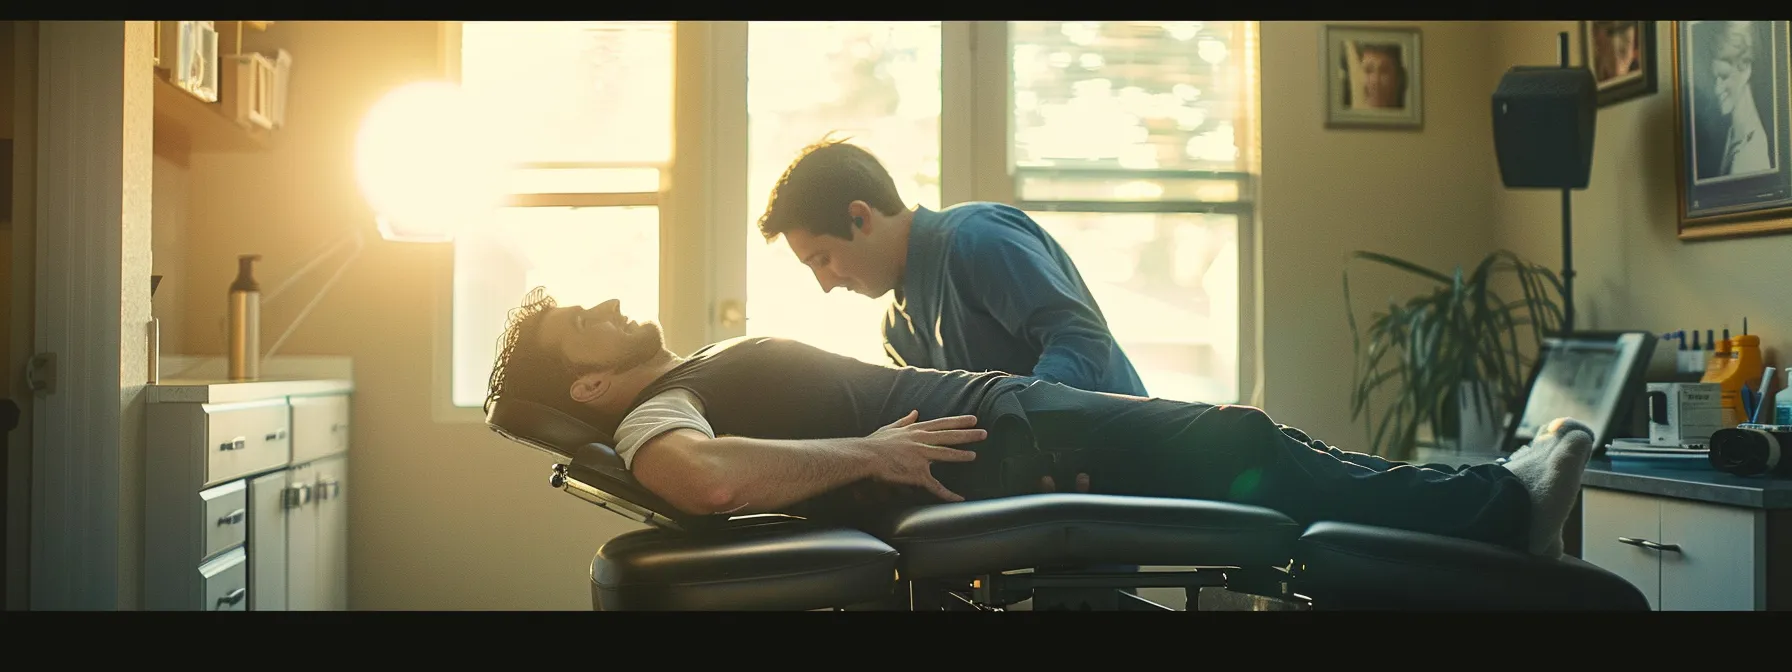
{"left": 174, "top": 81, "right": 506, "bottom": 380}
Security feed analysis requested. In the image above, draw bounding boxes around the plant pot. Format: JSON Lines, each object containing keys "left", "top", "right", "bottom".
{"left": 1456, "top": 380, "right": 1506, "bottom": 452}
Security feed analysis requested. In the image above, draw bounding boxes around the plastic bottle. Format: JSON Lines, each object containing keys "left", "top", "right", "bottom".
{"left": 1702, "top": 334, "right": 1763, "bottom": 427}
{"left": 228, "top": 254, "right": 262, "bottom": 381}
{"left": 1777, "top": 370, "right": 1792, "bottom": 425}
{"left": 1700, "top": 336, "right": 1733, "bottom": 385}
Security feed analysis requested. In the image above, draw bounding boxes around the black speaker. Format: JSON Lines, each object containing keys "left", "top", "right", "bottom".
{"left": 1492, "top": 66, "right": 1598, "bottom": 189}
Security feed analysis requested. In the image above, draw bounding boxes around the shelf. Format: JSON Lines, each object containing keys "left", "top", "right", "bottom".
{"left": 152, "top": 75, "right": 270, "bottom": 167}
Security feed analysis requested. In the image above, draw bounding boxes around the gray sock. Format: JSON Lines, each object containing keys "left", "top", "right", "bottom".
{"left": 1503, "top": 418, "right": 1596, "bottom": 557}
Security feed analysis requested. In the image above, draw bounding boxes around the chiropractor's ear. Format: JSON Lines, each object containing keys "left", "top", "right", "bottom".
{"left": 569, "top": 372, "right": 612, "bottom": 405}
{"left": 847, "top": 200, "right": 872, "bottom": 234}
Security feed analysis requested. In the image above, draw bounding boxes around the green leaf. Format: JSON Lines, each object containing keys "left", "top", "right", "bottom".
{"left": 1342, "top": 248, "right": 1564, "bottom": 457}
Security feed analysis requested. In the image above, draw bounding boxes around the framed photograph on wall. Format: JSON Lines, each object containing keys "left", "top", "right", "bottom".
{"left": 1581, "top": 20, "right": 1658, "bottom": 107}
{"left": 1322, "top": 25, "right": 1423, "bottom": 129}
{"left": 1673, "top": 20, "right": 1792, "bottom": 240}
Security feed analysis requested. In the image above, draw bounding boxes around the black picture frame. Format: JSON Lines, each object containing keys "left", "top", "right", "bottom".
{"left": 1580, "top": 20, "right": 1658, "bottom": 107}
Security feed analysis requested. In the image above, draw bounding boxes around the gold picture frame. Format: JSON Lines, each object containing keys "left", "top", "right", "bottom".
{"left": 1671, "top": 20, "right": 1792, "bottom": 240}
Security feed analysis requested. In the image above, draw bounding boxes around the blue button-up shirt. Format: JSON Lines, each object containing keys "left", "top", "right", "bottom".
{"left": 882, "top": 202, "right": 1148, "bottom": 397}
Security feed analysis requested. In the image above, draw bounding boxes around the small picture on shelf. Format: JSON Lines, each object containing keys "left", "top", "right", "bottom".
{"left": 171, "top": 21, "right": 220, "bottom": 103}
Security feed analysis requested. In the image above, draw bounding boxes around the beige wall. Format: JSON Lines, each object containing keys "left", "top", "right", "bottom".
{"left": 1492, "top": 21, "right": 1790, "bottom": 368}
{"left": 1257, "top": 21, "right": 1503, "bottom": 445}
{"left": 151, "top": 156, "right": 188, "bottom": 353}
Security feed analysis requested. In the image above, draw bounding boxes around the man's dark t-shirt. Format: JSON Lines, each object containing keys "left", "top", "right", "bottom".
{"left": 624, "top": 336, "right": 1044, "bottom": 514}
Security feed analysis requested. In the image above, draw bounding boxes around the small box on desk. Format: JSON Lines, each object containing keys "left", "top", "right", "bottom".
{"left": 1647, "top": 382, "right": 1721, "bottom": 447}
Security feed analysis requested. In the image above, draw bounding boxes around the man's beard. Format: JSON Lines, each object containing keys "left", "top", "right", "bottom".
{"left": 607, "top": 321, "right": 667, "bottom": 374}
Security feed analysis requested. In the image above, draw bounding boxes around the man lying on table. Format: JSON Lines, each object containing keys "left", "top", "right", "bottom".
{"left": 484, "top": 288, "right": 1594, "bottom": 559}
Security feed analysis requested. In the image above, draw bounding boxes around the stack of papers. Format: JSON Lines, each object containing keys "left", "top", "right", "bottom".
{"left": 1607, "top": 437, "right": 1707, "bottom": 454}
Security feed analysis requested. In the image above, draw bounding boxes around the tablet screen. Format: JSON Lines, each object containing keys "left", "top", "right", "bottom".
{"left": 1512, "top": 333, "right": 1646, "bottom": 448}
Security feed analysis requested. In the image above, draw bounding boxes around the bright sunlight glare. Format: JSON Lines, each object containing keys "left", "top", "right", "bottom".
{"left": 356, "top": 81, "right": 510, "bottom": 242}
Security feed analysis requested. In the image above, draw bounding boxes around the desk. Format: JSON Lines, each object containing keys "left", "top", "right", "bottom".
{"left": 1579, "top": 459, "right": 1791, "bottom": 611}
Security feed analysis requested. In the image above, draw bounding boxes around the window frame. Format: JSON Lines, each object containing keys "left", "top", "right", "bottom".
{"left": 974, "top": 21, "right": 1262, "bottom": 406}
{"left": 432, "top": 20, "right": 1260, "bottom": 423}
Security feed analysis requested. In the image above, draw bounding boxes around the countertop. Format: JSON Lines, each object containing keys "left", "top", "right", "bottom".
{"left": 147, "top": 355, "right": 354, "bottom": 404}
{"left": 1410, "top": 445, "right": 1792, "bottom": 510}
{"left": 1582, "top": 458, "right": 1792, "bottom": 510}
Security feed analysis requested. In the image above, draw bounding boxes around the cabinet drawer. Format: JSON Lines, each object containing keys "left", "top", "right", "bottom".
{"left": 200, "top": 546, "right": 250, "bottom": 611}
{"left": 205, "top": 400, "right": 291, "bottom": 486}
{"left": 200, "top": 479, "right": 248, "bottom": 561}
{"left": 1659, "top": 498, "right": 1763, "bottom": 611}
{"left": 290, "top": 394, "right": 349, "bottom": 464}
{"left": 1581, "top": 487, "right": 1661, "bottom": 609}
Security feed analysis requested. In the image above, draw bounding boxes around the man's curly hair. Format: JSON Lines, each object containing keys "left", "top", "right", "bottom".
{"left": 756, "top": 135, "right": 908, "bottom": 243}
{"left": 484, "top": 287, "right": 593, "bottom": 424}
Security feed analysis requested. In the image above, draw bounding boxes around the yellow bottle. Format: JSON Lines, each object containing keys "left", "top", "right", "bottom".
{"left": 1701, "top": 334, "right": 1764, "bottom": 427}
{"left": 1701, "top": 337, "right": 1732, "bottom": 382}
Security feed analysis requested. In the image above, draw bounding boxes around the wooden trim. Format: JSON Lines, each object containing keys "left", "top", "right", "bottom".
{"left": 1767, "top": 509, "right": 1789, "bottom": 611}
{"left": 6, "top": 19, "right": 39, "bottom": 612}
{"left": 501, "top": 192, "right": 658, "bottom": 208}
{"left": 1014, "top": 200, "right": 1255, "bottom": 215}
{"left": 30, "top": 20, "right": 155, "bottom": 610}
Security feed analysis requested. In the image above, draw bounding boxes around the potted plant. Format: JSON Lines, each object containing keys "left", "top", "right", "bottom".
{"left": 1343, "top": 249, "right": 1565, "bottom": 461}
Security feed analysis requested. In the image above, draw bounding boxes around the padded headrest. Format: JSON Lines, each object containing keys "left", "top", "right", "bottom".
{"left": 485, "top": 396, "right": 615, "bottom": 459}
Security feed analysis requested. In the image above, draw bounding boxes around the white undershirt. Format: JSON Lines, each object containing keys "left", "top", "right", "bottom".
{"left": 612, "top": 388, "right": 716, "bottom": 468}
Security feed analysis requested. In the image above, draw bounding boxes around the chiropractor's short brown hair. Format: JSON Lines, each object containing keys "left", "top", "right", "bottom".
{"left": 757, "top": 136, "right": 907, "bottom": 243}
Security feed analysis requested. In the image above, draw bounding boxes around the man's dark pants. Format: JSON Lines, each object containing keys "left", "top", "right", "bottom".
{"left": 936, "top": 380, "right": 1533, "bottom": 552}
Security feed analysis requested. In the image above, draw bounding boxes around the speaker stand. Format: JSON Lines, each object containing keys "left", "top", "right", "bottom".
{"left": 1555, "top": 31, "right": 1577, "bottom": 335}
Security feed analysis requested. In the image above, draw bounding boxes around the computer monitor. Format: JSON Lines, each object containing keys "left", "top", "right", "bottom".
{"left": 1501, "top": 330, "right": 1657, "bottom": 454}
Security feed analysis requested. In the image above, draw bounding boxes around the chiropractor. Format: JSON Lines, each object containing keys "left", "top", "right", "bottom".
{"left": 756, "top": 138, "right": 1148, "bottom": 491}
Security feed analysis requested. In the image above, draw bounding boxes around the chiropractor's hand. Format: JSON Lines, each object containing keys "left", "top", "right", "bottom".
{"left": 863, "top": 410, "right": 982, "bottom": 502}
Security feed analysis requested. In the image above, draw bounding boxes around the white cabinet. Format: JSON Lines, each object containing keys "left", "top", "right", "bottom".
{"left": 248, "top": 469, "right": 288, "bottom": 611}
{"left": 146, "top": 379, "right": 352, "bottom": 611}
{"left": 278, "top": 451, "right": 349, "bottom": 611}
{"left": 1581, "top": 487, "right": 1767, "bottom": 611}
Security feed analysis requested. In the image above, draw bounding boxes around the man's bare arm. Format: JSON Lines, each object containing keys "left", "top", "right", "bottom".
{"left": 631, "top": 411, "right": 984, "bottom": 516}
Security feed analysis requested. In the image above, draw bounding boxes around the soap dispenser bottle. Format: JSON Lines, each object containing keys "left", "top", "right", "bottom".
{"left": 228, "top": 254, "right": 262, "bottom": 381}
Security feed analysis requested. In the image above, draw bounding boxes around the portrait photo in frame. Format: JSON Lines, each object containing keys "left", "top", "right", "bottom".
{"left": 1673, "top": 20, "right": 1792, "bottom": 240}
{"left": 1323, "top": 25, "right": 1423, "bottom": 129}
{"left": 1581, "top": 20, "right": 1657, "bottom": 107}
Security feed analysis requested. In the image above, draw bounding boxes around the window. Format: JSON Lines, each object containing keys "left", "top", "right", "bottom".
{"left": 450, "top": 21, "right": 673, "bottom": 408}
{"left": 439, "top": 21, "right": 1260, "bottom": 416}
{"left": 743, "top": 22, "right": 943, "bottom": 365}
{"left": 1006, "top": 21, "right": 1256, "bottom": 403}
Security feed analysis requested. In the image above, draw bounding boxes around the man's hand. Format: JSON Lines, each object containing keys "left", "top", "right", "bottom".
{"left": 862, "top": 410, "right": 983, "bottom": 502}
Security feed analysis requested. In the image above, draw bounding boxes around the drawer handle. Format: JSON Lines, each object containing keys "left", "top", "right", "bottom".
{"left": 265, "top": 429, "right": 287, "bottom": 442}
{"left": 332, "top": 422, "right": 348, "bottom": 433}
{"left": 283, "top": 483, "right": 312, "bottom": 509}
{"left": 1618, "top": 537, "right": 1682, "bottom": 553}
{"left": 216, "top": 508, "right": 246, "bottom": 526}
{"left": 315, "top": 479, "right": 341, "bottom": 501}
{"left": 216, "top": 587, "right": 247, "bottom": 608}
{"left": 219, "top": 437, "right": 247, "bottom": 452}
